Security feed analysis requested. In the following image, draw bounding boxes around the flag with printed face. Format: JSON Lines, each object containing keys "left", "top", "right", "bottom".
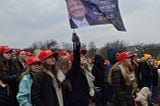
{"left": 65, "top": 0, "right": 126, "bottom": 31}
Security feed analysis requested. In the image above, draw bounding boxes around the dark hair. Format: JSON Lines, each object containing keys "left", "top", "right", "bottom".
{"left": 0, "top": 53, "right": 3, "bottom": 62}
{"left": 18, "top": 67, "right": 30, "bottom": 82}
{"left": 41, "top": 62, "right": 61, "bottom": 87}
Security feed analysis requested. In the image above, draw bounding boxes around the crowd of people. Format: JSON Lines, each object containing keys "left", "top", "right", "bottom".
{"left": 0, "top": 34, "right": 160, "bottom": 106}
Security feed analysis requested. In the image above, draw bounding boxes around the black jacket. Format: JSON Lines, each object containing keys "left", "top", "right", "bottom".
{"left": 14, "top": 59, "right": 26, "bottom": 75}
{"left": 138, "top": 61, "right": 152, "bottom": 86}
{"left": 67, "top": 38, "right": 89, "bottom": 106}
{"left": 92, "top": 55, "right": 105, "bottom": 87}
{"left": 91, "top": 55, "right": 106, "bottom": 103}
{"left": 0, "top": 59, "right": 19, "bottom": 106}
{"left": 31, "top": 71, "right": 68, "bottom": 106}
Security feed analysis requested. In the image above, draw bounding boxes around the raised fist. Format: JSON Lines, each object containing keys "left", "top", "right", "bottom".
{"left": 72, "top": 33, "right": 80, "bottom": 42}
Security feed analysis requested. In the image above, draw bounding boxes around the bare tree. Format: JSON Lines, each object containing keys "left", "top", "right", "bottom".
{"left": 127, "top": 43, "right": 160, "bottom": 58}
{"left": 61, "top": 42, "right": 72, "bottom": 52}
{"left": 27, "top": 39, "right": 59, "bottom": 51}
{"left": 99, "top": 40, "right": 128, "bottom": 59}
{"left": 105, "top": 40, "right": 127, "bottom": 51}
{"left": 87, "top": 41, "right": 97, "bottom": 58}
{"left": 25, "top": 39, "right": 160, "bottom": 59}
{"left": 81, "top": 43, "right": 87, "bottom": 50}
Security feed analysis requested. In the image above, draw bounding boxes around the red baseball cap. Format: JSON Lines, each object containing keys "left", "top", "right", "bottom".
{"left": 26, "top": 56, "right": 41, "bottom": 66}
{"left": 17, "top": 50, "right": 25, "bottom": 56}
{"left": 59, "top": 50, "right": 68, "bottom": 57}
{"left": 80, "top": 49, "right": 87, "bottom": 56}
{"left": 39, "top": 49, "right": 55, "bottom": 61}
{"left": 1, "top": 46, "right": 12, "bottom": 53}
{"left": 117, "top": 52, "right": 133, "bottom": 61}
{"left": 25, "top": 52, "right": 32, "bottom": 57}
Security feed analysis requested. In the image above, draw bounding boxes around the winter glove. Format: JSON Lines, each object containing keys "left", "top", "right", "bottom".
{"left": 72, "top": 33, "right": 80, "bottom": 43}
{"left": 72, "top": 33, "right": 80, "bottom": 50}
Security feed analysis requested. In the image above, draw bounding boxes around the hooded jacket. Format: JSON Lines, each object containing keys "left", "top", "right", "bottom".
{"left": 104, "top": 48, "right": 118, "bottom": 102}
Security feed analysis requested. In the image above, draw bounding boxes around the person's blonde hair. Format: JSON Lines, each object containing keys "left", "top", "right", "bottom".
{"left": 59, "top": 56, "right": 71, "bottom": 75}
{"left": 32, "top": 49, "right": 41, "bottom": 58}
{"left": 108, "top": 62, "right": 120, "bottom": 85}
{"left": 108, "top": 60, "right": 137, "bottom": 88}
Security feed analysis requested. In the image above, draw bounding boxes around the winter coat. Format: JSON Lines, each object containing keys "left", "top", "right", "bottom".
{"left": 138, "top": 61, "right": 152, "bottom": 87}
{"left": 109, "top": 64, "right": 134, "bottom": 106}
{"left": 66, "top": 40, "right": 90, "bottom": 106}
{"left": 14, "top": 59, "right": 26, "bottom": 75}
{"left": 17, "top": 74, "right": 33, "bottom": 106}
{"left": 104, "top": 48, "right": 118, "bottom": 102}
{"left": 31, "top": 71, "right": 68, "bottom": 106}
{"left": 92, "top": 55, "right": 105, "bottom": 87}
{"left": 92, "top": 55, "right": 107, "bottom": 103}
{"left": 151, "top": 66, "right": 158, "bottom": 86}
{"left": 0, "top": 58, "right": 19, "bottom": 106}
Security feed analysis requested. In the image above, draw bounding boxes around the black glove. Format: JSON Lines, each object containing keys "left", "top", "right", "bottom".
{"left": 72, "top": 33, "right": 80, "bottom": 43}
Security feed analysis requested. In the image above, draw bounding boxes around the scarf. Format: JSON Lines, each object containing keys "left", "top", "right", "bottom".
{"left": 45, "top": 70, "right": 65, "bottom": 106}
{"left": 85, "top": 70, "right": 95, "bottom": 96}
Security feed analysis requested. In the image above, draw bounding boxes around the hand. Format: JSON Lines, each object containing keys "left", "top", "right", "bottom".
{"left": 72, "top": 33, "right": 80, "bottom": 42}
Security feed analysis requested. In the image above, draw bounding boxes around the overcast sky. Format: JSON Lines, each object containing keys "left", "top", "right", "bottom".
{"left": 0, "top": 0, "right": 160, "bottom": 49}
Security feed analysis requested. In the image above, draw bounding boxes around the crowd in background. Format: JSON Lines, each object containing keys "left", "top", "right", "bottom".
{"left": 0, "top": 34, "right": 160, "bottom": 106}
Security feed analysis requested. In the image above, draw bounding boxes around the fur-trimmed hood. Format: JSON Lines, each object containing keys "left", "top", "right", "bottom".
{"left": 108, "top": 61, "right": 137, "bottom": 87}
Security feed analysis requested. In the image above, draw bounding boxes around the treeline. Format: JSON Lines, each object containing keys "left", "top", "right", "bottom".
{"left": 24, "top": 39, "right": 160, "bottom": 59}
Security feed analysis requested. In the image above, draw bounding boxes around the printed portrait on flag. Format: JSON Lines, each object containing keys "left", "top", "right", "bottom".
{"left": 65, "top": 0, "right": 126, "bottom": 31}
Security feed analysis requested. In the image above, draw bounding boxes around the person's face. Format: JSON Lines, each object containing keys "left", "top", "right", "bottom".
{"left": 3, "top": 52, "right": 11, "bottom": 60}
{"left": 87, "top": 58, "right": 92, "bottom": 64}
{"left": 18, "top": 51, "right": 26, "bottom": 61}
{"left": 81, "top": 56, "right": 87, "bottom": 65}
{"left": 67, "top": 0, "right": 86, "bottom": 21}
{"left": 30, "top": 63, "right": 40, "bottom": 73}
{"left": 147, "top": 58, "right": 152, "bottom": 63}
{"left": 46, "top": 56, "right": 56, "bottom": 65}
{"left": 11, "top": 50, "right": 16, "bottom": 60}
{"left": 124, "top": 58, "right": 132, "bottom": 65}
